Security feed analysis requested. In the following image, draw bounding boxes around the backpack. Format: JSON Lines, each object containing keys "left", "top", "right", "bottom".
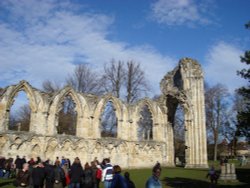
{"left": 96, "top": 168, "right": 102, "bottom": 180}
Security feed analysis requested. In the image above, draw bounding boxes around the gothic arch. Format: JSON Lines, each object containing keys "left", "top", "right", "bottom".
{"left": 93, "top": 94, "right": 123, "bottom": 120}
{"left": 0, "top": 81, "right": 43, "bottom": 132}
{"left": 6, "top": 81, "right": 38, "bottom": 112}
{"left": 92, "top": 94, "right": 125, "bottom": 138}
{"left": 135, "top": 98, "right": 158, "bottom": 122}
{"left": 47, "top": 86, "right": 89, "bottom": 135}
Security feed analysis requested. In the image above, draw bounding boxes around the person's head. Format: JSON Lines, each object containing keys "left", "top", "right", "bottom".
{"left": 38, "top": 162, "right": 44, "bottom": 168}
{"left": 152, "top": 165, "right": 161, "bottom": 178}
{"left": 23, "top": 163, "right": 29, "bottom": 171}
{"left": 85, "top": 162, "right": 90, "bottom": 169}
{"left": 74, "top": 157, "right": 80, "bottom": 164}
{"left": 124, "top": 172, "right": 130, "bottom": 180}
{"left": 91, "top": 161, "right": 96, "bottom": 168}
{"left": 113, "top": 165, "right": 122, "bottom": 174}
{"left": 105, "top": 158, "right": 110, "bottom": 164}
{"left": 55, "top": 160, "right": 60, "bottom": 166}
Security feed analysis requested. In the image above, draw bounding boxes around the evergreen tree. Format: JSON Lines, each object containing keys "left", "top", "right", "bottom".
{"left": 236, "top": 21, "right": 250, "bottom": 142}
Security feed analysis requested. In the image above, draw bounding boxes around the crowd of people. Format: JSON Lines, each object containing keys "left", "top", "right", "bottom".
{"left": 0, "top": 155, "right": 163, "bottom": 188}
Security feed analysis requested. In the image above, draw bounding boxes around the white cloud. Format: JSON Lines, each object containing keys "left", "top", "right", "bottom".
{"left": 204, "top": 41, "right": 247, "bottom": 93}
{"left": 150, "top": 0, "right": 214, "bottom": 26}
{"left": 0, "top": 0, "right": 176, "bottom": 95}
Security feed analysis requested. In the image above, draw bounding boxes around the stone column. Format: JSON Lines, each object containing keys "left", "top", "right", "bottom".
{"left": 180, "top": 58, "right": 208, "bottom": 168}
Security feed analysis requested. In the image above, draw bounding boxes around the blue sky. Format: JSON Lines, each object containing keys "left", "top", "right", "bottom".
{"left": 0, "top": 0, "right": 249, "bottom": 96}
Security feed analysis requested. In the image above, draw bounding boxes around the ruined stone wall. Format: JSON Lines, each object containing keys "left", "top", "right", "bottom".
{"left": 0, "top": 58, "right": 208, "bottom": 168}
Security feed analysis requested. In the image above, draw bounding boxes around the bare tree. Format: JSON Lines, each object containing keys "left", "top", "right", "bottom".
{"left": 173, "top": 105, "right": 185, "bottom": 162}
{"left": 101, "top": 60, "right": 149, "bottom": 103}
{"left": 125, "top": 61, "right": 149, "bottom": 103}
{"left": 42, "top": 80, "right": 61, "bottom": 93}
{"left": 57, "top": 95, "right": 77, "bottom": 135}
{"left": 205, "top": 83, "right": 230, "bottom": 161}
{"left": 137, "top": 105, "right": 153, "bottom": 141}
{"left": 9, "top": 104, "right": 31, "bottom": 131}
{"left": 100, "top": 101, "right": 117, "bottom": 137}
{"left": 67, "top": 64, "right": 103, "bottom": 95}
{"left": 102, "top": 59, "right": 125, "bottom": 98}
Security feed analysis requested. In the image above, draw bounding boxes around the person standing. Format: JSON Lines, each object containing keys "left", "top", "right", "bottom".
{"left": 110, "top": 165, "right": 127, "bottom": 188}
{"left": 83, "top": 162, "right": 93, "bottom": 188}
{"left": 124, "top": 172, "right": 135, "bottom": 188}
{"left": 91, "top": 161, "right": 98, "bottom": 188}
{"left": 54, "top": 161, "right": 65, "bottom": 188}
{"left": 69, "top": 157, "right": 84, "bottom": 188}
{"left": 95, "top": 164, "right": 102, "bottom": 188}
{"left": 145, "top": 164, "right": 162, "bottom": 188}
{"left": 15, "top": 163, "right": 30, "bottom": 188}
{"left": 32, "top": 162, "right": 46, "bottom": 188}
{"left": 14, "top": 156, "right": 22, "bottom": 176}
{"left": 44, "top": 160, "right": 55, "bottom": 188}
{"left": 102, "top": 158, "right": 113, "bottom": 188}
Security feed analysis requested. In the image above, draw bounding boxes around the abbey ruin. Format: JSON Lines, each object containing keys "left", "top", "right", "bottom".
{"left": 0, "top": 58, "right": 208, "bottom": 168}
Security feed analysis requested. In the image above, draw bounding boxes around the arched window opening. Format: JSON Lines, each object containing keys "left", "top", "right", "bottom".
{"left": 100, "top": 101, "right": 117, "bottom": 138}
{"left": 9, "top": 91, "right": 31, "bottom": 131}
{"left": 173, "top": 105, "right": 185, "bottom": 166}
{"left": 137, "top": 105, "right": 153, "bottom": 141}
{"left": 57, "top": 95, "right": 77, "bottom": 135}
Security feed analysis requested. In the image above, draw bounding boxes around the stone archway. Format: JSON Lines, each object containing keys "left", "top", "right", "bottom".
{"left": 160, "top": 58, "right": 208, "bottom": 168}
{"left": 0, "top": 58, "right": 208, "bottom": 168}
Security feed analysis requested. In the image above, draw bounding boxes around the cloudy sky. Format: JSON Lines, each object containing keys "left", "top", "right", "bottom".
{"left": 0, "top": 0, "right": 249, "bottom": 95}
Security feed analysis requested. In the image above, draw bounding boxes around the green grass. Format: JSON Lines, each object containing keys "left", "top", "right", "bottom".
{"left": 1, "top": 164, "right": 250, "bottom": 188}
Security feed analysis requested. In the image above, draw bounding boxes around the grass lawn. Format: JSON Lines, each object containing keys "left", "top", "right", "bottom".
{"left": 1, "top": 165, "right": 249, "bottom": 187}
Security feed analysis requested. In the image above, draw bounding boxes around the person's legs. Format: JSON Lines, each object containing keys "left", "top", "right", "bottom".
{"left": 104, "top": 181, "right": 112, "bottom": 188}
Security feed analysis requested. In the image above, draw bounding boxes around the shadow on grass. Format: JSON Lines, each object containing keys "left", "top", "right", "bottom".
{"left": 0, "top": 179, "right": 14, "bottom": 187}
{"left": 164, "top": 177, "right": 249, "bottom": 188}
{"left": 164, "top": 177, "right": 215, "bottom": 188}
{"left": 236, "top": 168, "right": 250, "bottom": 184}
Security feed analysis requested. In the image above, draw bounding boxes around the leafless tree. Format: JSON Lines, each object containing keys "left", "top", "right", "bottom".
{"left": 67, "top": 64, "right": 103, "bottom": 95}
{"left": 42, "top": 80, "right": 61, "bottom": 93}
{"left": 100, "top": 101, "right": 117, "bottom": 137}
{"left": 173, "top": 105, "right": 185, "bottom": 161}
{"left": 137, "top": 105, "right": 153, "bottom": 141}
{"left": 9, "top": 104, "right": 31, "bottom": 131}
{"left": 125, "top": 61, "right": 149, "bottom": 103}
{"left": 205, "top": 83, "right": 230, "bottom": 161}
{"left": 57, "top": 95, "right": 77, "bottom": 135}
{"left": 101, "top": 60, "right": 149, "bottom": 103}
{"left": 101, "top": 59, "right": 125, "bottom": 98}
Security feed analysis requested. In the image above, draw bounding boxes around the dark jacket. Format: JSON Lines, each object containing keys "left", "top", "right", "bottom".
{"left": 125, "top": 178, "right": 136, "bottom": 188}
{"left": 83, "top": 168, "right": 93, "bottom": 188}
{"left": 32, "top": 166, "right": 45, "bottom": 186}
{"left": 16, "top": 170, "right": 30, "bottom": 186}
{"left": 15, "top": 158, "right": 22, "bottom": 169}
{"left": 111, "top": 173, "right": 127, "bottom": 188}
{"left": 69, "top": 163, "right": 84, "bottom": 183}
{"left": 44, "top": 164, "right": 55, "bottom": 188}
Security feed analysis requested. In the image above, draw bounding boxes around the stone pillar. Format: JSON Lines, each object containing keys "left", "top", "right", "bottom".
{"left": 179, "top": 58, "right": 208, "bottom": 168}
{"left": 220, "top": 163, "right": 237, "bottom": 181}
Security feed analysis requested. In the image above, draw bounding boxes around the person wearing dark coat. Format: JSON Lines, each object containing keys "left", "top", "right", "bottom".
{"left": 54, "top": 161, "right": 66, "bottom": 188}
{"left": 110, "top": 165, "right": 127, "bottom": 188}
{"left": 69, "top": 157, "right": 84, "bottom": 188}
{"left": 15, "top": 156, "right": 22, "bottom": 175}
{"left": 32, "top": 163, "right": 46, "bottom": 188}
{"left": 44, "top": 161, "right": 55, "bottom": 188}
{"left": 124, "top": 172, "right": 135, "bottom": 188}
{"left": 15, "top": 163, "right": 30, "bottom": 188}
{"left": 83, "top": 162, "right": 93, "bottom": 188}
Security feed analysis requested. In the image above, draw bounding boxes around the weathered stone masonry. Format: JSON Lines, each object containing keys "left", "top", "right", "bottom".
{"left": 0, "top": 58, "right": 208, "bottom": 168}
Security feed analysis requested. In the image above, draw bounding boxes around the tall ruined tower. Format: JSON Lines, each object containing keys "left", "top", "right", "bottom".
{"left": 160, "top": 58, "right": 208, "bottom": 168}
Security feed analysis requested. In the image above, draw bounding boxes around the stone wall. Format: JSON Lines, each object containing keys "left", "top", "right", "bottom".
{"left": 0, "top": 58, "right": 208, "bottom": 168}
